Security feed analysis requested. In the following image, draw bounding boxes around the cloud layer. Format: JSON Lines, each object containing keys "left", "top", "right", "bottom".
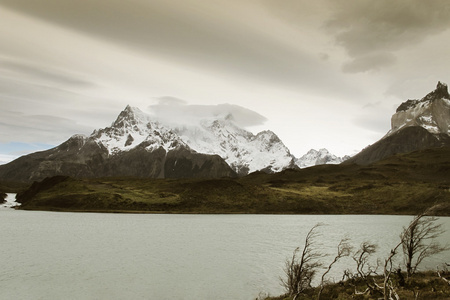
{"left": 0, "top": 0, "right": 358, "bottom": 97}
{"left": 327, "top": 0, "right": 450, "bottom": 72}
{"left": 264, "top": 0, "right": 450, "bottom": 73}
{"left": 1, "top": 0, "right": 450, "bottom": 163}
{"left": 149, "top": 97, "right": 267, "bottom": 128}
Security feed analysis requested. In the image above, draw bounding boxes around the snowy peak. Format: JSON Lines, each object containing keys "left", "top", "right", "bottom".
{"left": 92, "top": 106, "right": 188, "bottom": 155}
{"left": 87, "top": 106, "right": 296, "bottom": 175}
{"left": 389, "top": 81, "right": 450, "bottom": 136}
{"left": 112, "top": 105, "right": 152, "bottom": 129}
{"left": 295, "top": 148, "right": 348, "bottom": 168}
{"left": 175, "top": 115, "right": 295, "bottom": 175}
{"left": 396, "top": 82, "right": 449, "bottom": 113}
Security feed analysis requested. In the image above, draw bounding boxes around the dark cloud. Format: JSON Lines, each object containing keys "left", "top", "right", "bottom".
{"left": 0, "top": 58, "right": 95, "bottom": 87}
{"left": 149, "top": 99, "right": 267, "bottom": 128}
{"left": 263, "top": 0, "right": 450, "bottom": 72}
{"left": 327, "top": 0, "right": 450, "bottom": 56}
{"left": 327, "top": 0, "right": 450, "bottom": 72}
{"left": 0, "top": 0, "right": 359, "bottom": 99}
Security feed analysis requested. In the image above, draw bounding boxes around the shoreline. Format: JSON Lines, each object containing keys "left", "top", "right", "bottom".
{"left": 14, "top": 206, "right": 450, "bottom": 216}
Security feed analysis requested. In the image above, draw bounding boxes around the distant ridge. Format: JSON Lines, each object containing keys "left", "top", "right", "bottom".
{"left": 295, "top": 148, "right": 349, "bottom": 168}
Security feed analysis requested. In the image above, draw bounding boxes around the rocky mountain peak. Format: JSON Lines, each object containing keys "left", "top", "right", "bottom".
{"left": 390, "top": 81, "right": 450, "bottom": 136}
{"left": 255, "top": 130, "right": 282, "bottom": 146}
{"left": 424, "top": 81, "right": 449, "bottom": 101}
{"left": 112, "top": 105, "right": 151, "bottom": 129}
{"left": 396, "top": 81, "right": 449, "bottom": 113}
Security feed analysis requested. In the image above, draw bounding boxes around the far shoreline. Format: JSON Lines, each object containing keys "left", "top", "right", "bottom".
{"left": 13, "top": 205, "right": 450, "bottom": 217}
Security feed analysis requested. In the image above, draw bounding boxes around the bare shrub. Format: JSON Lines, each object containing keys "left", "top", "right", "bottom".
{"left": 281, "top": 223, "right": 325, "bottom": 299}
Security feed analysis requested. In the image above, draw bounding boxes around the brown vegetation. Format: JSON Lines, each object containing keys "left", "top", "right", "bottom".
{"left": 271, "top": 208, "right": 450, "bottom": 300}
{"left": 10, "top": 147, "right": 450, "bottom": 215}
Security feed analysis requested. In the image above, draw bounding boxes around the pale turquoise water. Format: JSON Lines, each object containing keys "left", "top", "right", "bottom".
{"left": 1, "top": 203, "right": 449, "bottom": 299}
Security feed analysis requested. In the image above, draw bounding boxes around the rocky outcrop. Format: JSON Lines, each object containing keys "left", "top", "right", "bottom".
{"left": 0, "top": 192, "right": 6, "bottom": 204}
{"left": 347, "top": 82, "right": 450, "bottom": 165}
{"left": 390, "top": 82, "right": 450, "bottom": 135}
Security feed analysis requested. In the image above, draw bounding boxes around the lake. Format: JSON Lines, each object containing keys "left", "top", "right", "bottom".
{"left": 1, "top": 194, "right": 449, "bottom": 300}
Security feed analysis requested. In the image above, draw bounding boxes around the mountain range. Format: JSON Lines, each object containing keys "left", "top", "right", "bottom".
{"left": 0, "top": 104, "right": 346, "bottom": 181}
{"left": 1, "top": 81, "right": 449, "bottom": 182}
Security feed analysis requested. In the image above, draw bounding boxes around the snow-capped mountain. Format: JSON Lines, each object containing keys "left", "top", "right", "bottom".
{"left": 92, "top": 106, "right": 296, "bottom": 175}
{"left": 347, "top": 81, "right": 450, "bottom": 165}
{"left": 388, "top": 81, "right": 450, "bottom": 136}
{"left": 92, "top": 105, "right": 188, "bottom": 155}
{"left": 0, "top": 105, "right": 299, "bottom": 181}
{"left": 0, "top": 105, "right": 236, "bottom": 181}
{"left": 295, "top": 148, "right": 349, "bottom": 168}
{"left": 175, "top": 115, "right": 296, "bottom": 175}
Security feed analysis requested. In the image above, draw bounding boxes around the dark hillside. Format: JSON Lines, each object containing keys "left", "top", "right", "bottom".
{"left": 15, "top": 147, "right": 450, "bottom": 215}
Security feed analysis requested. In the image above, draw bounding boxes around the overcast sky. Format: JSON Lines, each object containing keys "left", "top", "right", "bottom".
{"left": 1, "top": 0, "right": 450, "bottom": 164}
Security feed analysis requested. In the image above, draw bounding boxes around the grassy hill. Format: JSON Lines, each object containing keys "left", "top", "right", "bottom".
{"left": 12, "top": 147, "right": 450, "bottom": 215}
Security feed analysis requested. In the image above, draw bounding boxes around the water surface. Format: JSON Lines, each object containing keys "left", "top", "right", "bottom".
{"left": 1, "top": 204, "right": 449, "bottom": 299}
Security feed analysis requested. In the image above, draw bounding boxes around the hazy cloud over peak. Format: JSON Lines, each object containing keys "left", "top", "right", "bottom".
{"left": 148, "top": 99, "right": 267, "bottom": 128}
{"left": 154, "top": 96, "right": 188, "bottom": 106}
{"left": 1, "top": 0, "right": 450, "bottom": 162}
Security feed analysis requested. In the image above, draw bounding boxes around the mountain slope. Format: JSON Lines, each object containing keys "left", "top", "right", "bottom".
{"left": 347, "top": 82, "right": 450, "bottom": 165}
{"left": 15, "top": 147, "right": 450, "bottom": 215}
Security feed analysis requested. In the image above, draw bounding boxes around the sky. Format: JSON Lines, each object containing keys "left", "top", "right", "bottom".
{"left": 1, "top": 0, "right": 450, "bottom": 164}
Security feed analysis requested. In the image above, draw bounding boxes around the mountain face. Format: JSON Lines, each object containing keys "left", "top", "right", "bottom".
{"left": 0, "top": 106, "right": 236, "bottom": 182}
{"left": 100, "top": 107, "right": 297, "bottom": 176}
{"left": 295, "top": 149, "right": 349, "bottom": 168}
{"left": 389, "top": 81, "right": 450, "bottom": 136}
{"left": 175, "top": 116, "right": 297, "bottom": 176}
{"left": 347, "top": 82, "right": 450, "bottom": 165}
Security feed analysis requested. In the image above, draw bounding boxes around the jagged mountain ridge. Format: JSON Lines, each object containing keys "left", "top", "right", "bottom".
{"left": 347, "top": 81, "right": 450, "bottom": 165}
{"left": 84, "top": 105, "right": 298, "bottom": 175}
{"left": 92, "top": 105, "right": 188, "bottom": 155}
{"left": 175, "top": 116, "right": 297, "bottom": 175}
{"left": 100, "top": 107, "right": 341, "bottom": 173}
{"left": 295, "top": 148, "right": 350, "bottom": 168}
{"left": 389, "top": 81, "right": 450, "bottom": 136}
